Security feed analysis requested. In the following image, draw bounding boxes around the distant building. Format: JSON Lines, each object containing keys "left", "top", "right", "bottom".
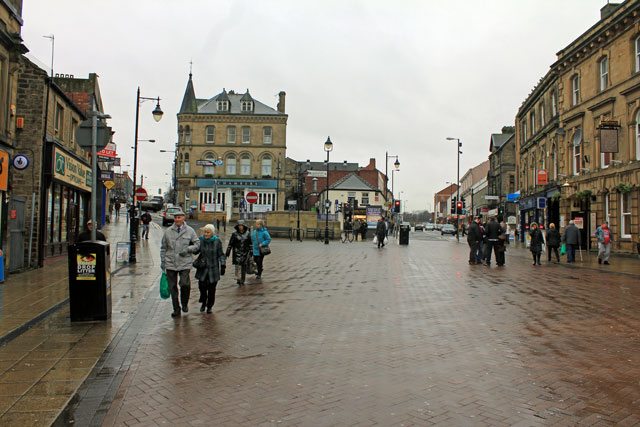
{"left": 434, "top": 184, "right": 458, "bottom": 223}
{"left": 488, "top": 127, "right": 517, "bottom": 222}
{"left": 460, "top": 160, "right": 490, "bottom": 220}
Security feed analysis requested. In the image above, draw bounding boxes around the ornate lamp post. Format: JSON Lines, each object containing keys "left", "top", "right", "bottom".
{"left": 129, "top": 87, "right": 163, "bottom": 263}
{"left": 323, "top": 137, "right": 333, "bottom": 244}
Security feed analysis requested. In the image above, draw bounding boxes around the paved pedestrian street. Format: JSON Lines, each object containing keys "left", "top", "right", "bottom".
{"left": 56, "top": 231, "right": 640, "bottom": 427}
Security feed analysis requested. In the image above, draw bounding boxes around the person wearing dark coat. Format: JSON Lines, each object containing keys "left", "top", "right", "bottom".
{"left": 495, "top": 221, "right": 508, "bottom": 267}
{"left": 562, "top": 220, "right": 581, "bottom": 263}
{"left": 483, "top": 217, "right": 503, "bottom": 266}
{"left": 360, "top": 220, "right": 368, "bottom": 241}
{"left": 375, "top": 218, "right": 387, "bottom": 248}
{"left": 193, "top": 224, "right": 226, "bottom": 313}
{"left": 529, "top": 222, "right": 544, "bottom": 266}
{"left": 77, "top": 220, "right": 107, "bottom": 242}
{"left": 225, "top": 220, "right": 252, "bottom": 286}
{"left": 545, "top": 223, "right": 561, "bottom": 263}
{"left": 466, "top": 218, "right": 482, "bottom": 265}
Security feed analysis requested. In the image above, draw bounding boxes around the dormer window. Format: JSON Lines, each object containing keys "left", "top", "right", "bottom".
{"left": 241, "top": 101, "right": 253, "bottom": 112}
{"left": 217, "top": 100, "right": 229, "bottom": 112}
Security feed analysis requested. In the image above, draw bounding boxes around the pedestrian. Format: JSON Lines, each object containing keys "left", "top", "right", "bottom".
{"left": 483, "top": 216, "right": 502, "bottom": 266}
{"left": 375, "top": 217, "right": 387, "bottom": 248}
{"left": 562, "top": 220, "right": 581, "bottom": 263}
{"left": 353, "top": 219, "right": 361, "bottom": 241}
{"left": 360, "top": 220, "right": 368, "bottom": 241}
{"left": 595, "top": 222, "right": 612, "bottom": 265}
{"left": 216, "top": 218, "right": 221, "bottom": 233}
{"left": 529, "top": 222, "right": 544, "bottom": 266}
{"left": 225, "top": 219, "right": 252, "bottom": 286}
{"left": 114, "top": 201, "right": 121, "bottom": 218}
{"left": 108, "top": 202, "right": 114, "bottom": 219}
{"left": 193, "top": 224, "right": 226, "bottom": 313}
{"left": 495, "top": 221, "right": 508, "bottom": 267}
{"left": 160, "top": 208, "right": 200, "bottom": 318}
{"left": 140, "top": 210, "right": 152, "bottom": 240}
{"left": 466, "top": 216, "right": 482, "bottom": 265}
{"left": 77, "top": 220, "right": 107, "bottom": 242}
{"left": 546, "top": 223, "right": 561, "bottom": 263}
{"left": 477, "top": 220, "right": 486, "bottom": 263}
{"left": 251, "top": 219, "right": 272, "bottom": 280}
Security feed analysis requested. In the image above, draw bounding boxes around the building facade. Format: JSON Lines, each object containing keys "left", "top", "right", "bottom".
{"left": 434, "top": 184, "right": 458, "bottom": 224}
{"left": 176, "top": 74, "right": 287, "bottom": 221}
{"left": 460, "top": 160, "right": 490, "bottom": 221}
{"left": 488, "top": 127, "right": 518, "bottom": 224}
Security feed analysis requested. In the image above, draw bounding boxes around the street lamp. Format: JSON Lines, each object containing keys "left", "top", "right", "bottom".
{"left": 385, "top": 152, "right": 400, "bottom": 204}
{"left": 391, "top": 168, "right": 400, "bottom": 202}
{"left": 324, "top": 136, "right": 333, "bottom": 244}
{"left": 130, "top": 87, "right": 163, "bottom": 263}
{"left": 160, "top": 149, "right": 177, "bottom": 204}
{"left": 295, "top": 159, "right": 311, "bottom": 241}
{"left": 446, "top": 137, "right": 462, "bottom": 241}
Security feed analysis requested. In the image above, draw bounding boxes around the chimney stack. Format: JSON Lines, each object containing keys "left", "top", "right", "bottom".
{"left": 600, "top": 3, "right": 620, "bottom": 20}
{"left": 277, "top": 91, "right": 286, "bottom": 113}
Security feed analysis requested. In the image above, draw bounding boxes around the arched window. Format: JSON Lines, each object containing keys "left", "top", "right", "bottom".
{"left": 572, "top": 128, "right": 582, "bottom": 175}
{"left": 261, "top": 155, "right": 272, "bottom": 176}
{"left": 178, "top": 125, "right": 184, "bottom": 144}
{"left": 206, "top": 126, "right": 215, "bottom": 144}
{"left": 204, "top": 153, "right": 215, "bottom": 175}
{"left": 240, "top": 154, "right": 251, "bottom": 176}
{"left": 183, "top": 153, "right": 190, "bottom": 175}
{"left": 226, "top": 155, "right": 237, "bottom": 175}
{"left": 185, "top": 126, "right": 192, "bottom": 144}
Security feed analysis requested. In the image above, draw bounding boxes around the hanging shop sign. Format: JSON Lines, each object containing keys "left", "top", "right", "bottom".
{"left": 52, "top": 147, "right": 92, "bottom": 192}
{"left": 0, "top": 150, "right": 8, "bottom": 191}
{"left": 536, "top": 170, "right": 548, "bottom": 186}
{"left": 598, "top": 120, "right": 620, "bottom": 153}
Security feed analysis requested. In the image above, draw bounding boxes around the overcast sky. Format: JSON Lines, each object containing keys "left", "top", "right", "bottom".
{"left": 22, "top": 0, "right": 608, "bottom": 211}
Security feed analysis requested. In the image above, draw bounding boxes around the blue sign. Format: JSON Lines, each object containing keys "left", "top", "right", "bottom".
{"left": 537, "top": 197, "right": 547, "bottom": 209}
{"left": 196, "top": 178, "right": 277, "bottom": 189}
{"left": 506, "top": 192, "right": 520, "bottom": 202}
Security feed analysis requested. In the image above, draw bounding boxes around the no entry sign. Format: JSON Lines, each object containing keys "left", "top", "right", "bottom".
{"left": 245, "top": 191, "right": 258, "bottom": 204}
{"left": 135, "top": 187, "right": 148, "bottom": 201}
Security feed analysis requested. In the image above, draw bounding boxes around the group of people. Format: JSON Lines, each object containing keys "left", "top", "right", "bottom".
{"left": 159, "top": 209, "right": 272, "bottom": 318}
{"left": 466, "top": 216, "right": 508, "bottom": 266}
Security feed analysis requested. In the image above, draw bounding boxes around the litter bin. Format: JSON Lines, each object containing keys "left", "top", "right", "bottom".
{"left": 399, "top": 222, "right": 411, "bottom": 245}
{"left": 68, "top": 241, "right": 111, "bottom": 321}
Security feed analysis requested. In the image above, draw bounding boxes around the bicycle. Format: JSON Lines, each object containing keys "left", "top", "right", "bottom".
{"left": 341, "top": 229, "right": 355, "bottom": 243}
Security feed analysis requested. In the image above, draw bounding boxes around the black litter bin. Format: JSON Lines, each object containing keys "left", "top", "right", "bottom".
{"left": 68, "top": 241, "right": 112, "bottom": 321}
{"left": 399, "top": 222, "right": 410, "bottom": 245}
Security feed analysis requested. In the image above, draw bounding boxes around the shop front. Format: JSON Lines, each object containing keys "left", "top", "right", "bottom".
{"left": 195, "top": 178, "right": 277, "bottom": 221}
{"left": 45, "top": 146, "right": 92, "bottom": 257}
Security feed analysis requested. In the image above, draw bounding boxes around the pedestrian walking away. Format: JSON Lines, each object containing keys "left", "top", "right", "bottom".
{"left": 546, "top": 223, "right": 561, "bottom": 263}
{"left": 140, "top": 210, "right": 152, "bottom": 240}
{"left": 466, "top": 216, "right": 482, "bottom": 265}
{"left": 225, "top": 220, "right": 252, "bottom": 286}
{"left": 483, "top": 216, "right": 503, "bottom": 266}
{"left": 495, "top": 221, "right": 508, "bottom": 266}
{"left": 251, "top": 219, "right": 272, "bottom": 280}
{"left": 529, "top": 222, "right": 544, "bottom": 266}
{"left": 360, "top": 220, "right": 368, "bottom": 242}
{"left": 375, "top": 217, "right": 387, "bottom": 248}
{"left": 77, "top": 220, "right": 107, "bottom": 242}
{"left": 160, "top": 208, "right": 200, "bottom": 318}
{"left": 193, "top": 224, "right": 226, "bottom": 314}
{"left": 114, "top": 200, "right": 121, "bottom": 218}
{"left": 595, "top": 222, "right": 612, "bottom": 265}
{"left": 562, "top": 220, "right": 581, "bottom": 263}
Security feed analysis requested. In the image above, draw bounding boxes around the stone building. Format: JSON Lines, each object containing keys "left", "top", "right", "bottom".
{"left": 488, "top": 127, "right": 517, "bottom": 223}
{"left": 176, "top": 73, "right": 287, "bottom": 221}
{"left": 517, "top": 1, "right": 640, "bottom": 253}
{"left": 459, "top": 160, "right": 490, "bottom": 221}
{"left": 434, "top": 184, "right": 458, "bottom": 224}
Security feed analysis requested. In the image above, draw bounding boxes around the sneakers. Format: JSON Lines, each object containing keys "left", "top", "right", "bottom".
{"left": 255, "top": 275, "right": 261, "bottom": 280}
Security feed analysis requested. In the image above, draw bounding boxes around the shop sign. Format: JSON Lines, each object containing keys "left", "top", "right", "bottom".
{"left": 252, "top": 204, "right": 272, "bottom": 213}
{"left": 0, "top": 149, "right": 8, "bottom": 191}
{"left": 507, "top": 216, "right": 517, "bottom": 224}
{"left": 97, "top": 143, "right": 117, "bottom": 158}
{"left": 536, "top": 170, "right": 548, "bottom": 185}
{"left": 574, "top": 217, "right": 584, "bottom": 229}
{"left": 537, "top": 197, "right": 546, "bottom": 209}
{"left": 76, "top": 253, "right": 97, "bottom": 280}
{"left": 307, "top": 170, "right": 327, "bottom": 178}
{"left": 53, "top": 147, "right": 92, "bottom": 192}
{"left": 100, "top": 171, "right": 114, "bottom": 181}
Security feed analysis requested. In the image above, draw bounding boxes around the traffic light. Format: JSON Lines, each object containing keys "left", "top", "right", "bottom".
{"left": 450, "top": 196, "right": 457, "bottom": 214}
{"left": 461, "top": 196, "right": 466, "bottom": 209}
{"left": 393, "top": 200, "right": 401, "bottom": 213}
{"left": 456, "top": 201, "right": 463, "bottom": 214}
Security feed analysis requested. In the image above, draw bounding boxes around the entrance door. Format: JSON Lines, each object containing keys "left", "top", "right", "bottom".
{"left": 8, "top": 196, "right": 26, "bottom": 272}
{"left": 66, "top": 201, "right": 77, "bottom": 244}
{"left": 570, "top": 210, "right": 590, "bottom": 250}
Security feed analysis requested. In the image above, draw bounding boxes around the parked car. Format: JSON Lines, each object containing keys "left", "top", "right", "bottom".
{"left": 414, "top": 223, "right": 424, "bottom": 231}
{"left": 162, "top": 206, "right": 183, "bottom": 226}
{"left": 141, "top": 196, "right": 165, "bottom": 212}
{"left": 425, "top": 223, "right": 435, "bottom": 231}
{"left": 434, "top": 223, "right": 443, "bottom": 231}
{"left": 441, "top": 224, "right": 456, "bottom": 235}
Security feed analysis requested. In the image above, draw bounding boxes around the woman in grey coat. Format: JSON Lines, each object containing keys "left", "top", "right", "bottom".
{"left": 193, "top": 224, "right": 226, "bottom": 313}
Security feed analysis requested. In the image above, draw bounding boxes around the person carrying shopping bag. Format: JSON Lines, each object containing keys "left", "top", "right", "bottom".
{"left": 251, "top": 219, "right": 272, "bottom": 280}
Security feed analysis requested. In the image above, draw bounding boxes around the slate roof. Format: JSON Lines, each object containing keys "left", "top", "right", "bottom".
{"left": 330, "top": 173, "right": 377, "bottom": 191}
{"left": 490, "top": 133, "right": 514, "bottom": 152}
{"left": 197, "top": 90, "right": 283, "bottom": 115}
{"left": 179, "top": 74, "right": 197, "bottom": 114}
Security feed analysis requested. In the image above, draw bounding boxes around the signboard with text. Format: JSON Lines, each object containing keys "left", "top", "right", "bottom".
{"left": 536, "top": 170, "right": 548, "bottom": 185}
{"left": 53, "top": 147, "right": 92, "bottom": 191}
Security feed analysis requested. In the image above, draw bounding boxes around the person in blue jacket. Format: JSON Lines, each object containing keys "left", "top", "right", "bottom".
{"left": 251, "top": 219, "right": 272, "bottom": 280}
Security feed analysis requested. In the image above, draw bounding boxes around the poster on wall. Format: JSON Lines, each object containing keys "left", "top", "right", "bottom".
{"left": 366, "top": 206, "right": 382, "bottom": 228}
{"left": 76, "top": 253, "right": 97, "bottom": 280}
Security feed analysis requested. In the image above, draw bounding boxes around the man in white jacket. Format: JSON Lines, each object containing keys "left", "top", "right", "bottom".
{"left": 160, "top": 208, "right": 200, "bottom": 317}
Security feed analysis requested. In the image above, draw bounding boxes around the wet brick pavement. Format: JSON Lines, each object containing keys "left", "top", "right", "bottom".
{"left": 62, "top": 234, "right": 640, "bottom": 426}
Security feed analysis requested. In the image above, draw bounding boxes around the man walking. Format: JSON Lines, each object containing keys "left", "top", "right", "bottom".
{"left": 595, "top": 222, "right": 612, "bottom": 265}
{"left": 114, "top": 200, "right": 121, "bottom": 218}
{"left": 562, "top": 220, "right": 581, "bottom": 263}
{"left": 375, "top": 217, "right": 387, "bottom": 248}
{"left": 140, "top": 210, "right": 152, "bottom": 240}
{"left": 483, "top": 216, "right": 502, "bottom": 267}
{"left": 160, "top": 208, "right": 199, "bottom": 318}
{"left": 467, "top": 216, "right": 481, "bottom": 265}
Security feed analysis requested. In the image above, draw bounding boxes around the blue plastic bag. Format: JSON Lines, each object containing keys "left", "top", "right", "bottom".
{"left": 159, "top": 272, "right": 170, "bottom": 299}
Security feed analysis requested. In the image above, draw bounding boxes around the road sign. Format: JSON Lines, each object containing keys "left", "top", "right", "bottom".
{"left": 135, "top": 187, "right": 148, "bottom": 201}
{"left": 103, "top": 180, "right": 116, "bottom": 190}
{"left": 245, "top": 191, "right": 258, "bottom": 204}
{"left": 196, "top": 160, "right": 215, "bottom": 166}
{"left": 12, "top": 154, "right": 29, "bottom": 170}
{"left": 537, "top": 197, "right": 546, "bottom": 209}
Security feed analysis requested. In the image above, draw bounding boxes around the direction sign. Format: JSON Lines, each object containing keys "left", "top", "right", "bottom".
{"left": 245, "top": 191, "right": 258, "bottom": 204}
{"left": 103, "top": 180, "right": 116, "bottom": 190}
{"left": 135, "top": 187, "right": 148, "bottom": 201}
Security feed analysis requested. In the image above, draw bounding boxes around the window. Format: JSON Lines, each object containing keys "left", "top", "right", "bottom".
{"left": 261, "top": 156, "right": 272, "bottom": 176}
{"left": 183, "top": 153, "right": 190, "bottom": 175}
{"left": 227, "top": 126, "right": 236, "bottom": 144}
{"left": 599, "top": 57, "right": 609, "bottom": 91}
{"left": 636, "top": 110, "right": 640, "bottom": 160}
{"left": 242, "top": 126, "right": 250, "bottom": 144}
{"left": 530, "top": 111, "right": 536, "bottom": 135}
{"left": 572, "top": 75, "right": 580, "bottom": 105}
{"left": 362, "top": 192, "right": 370, "bottom": 205}
{"left": 54, "top": 103, "right": 64, "bottom": 136}
{"left": 217, "top": 100, "right": 228, "bottom": 111}
{"left": 522, "top": 120, "right": 528, "bottom": 142}
{"left": 241, "top": 101, "right": 253, "bottom": 112}
{"left": 540, "top": 102, "right": 545, "bottom": 127}
{"left": 178, "top": 125, "right": 183, "bottom": 143}
{"left": 71, "top": 119, "right": 78, "bottom": 144}
{"left": 204, "top": 153, "right": 215, "bottom": 175}
{"left": 185, "top": 126, "right": 192, "bottom": 144}
{"left": 508, "top": 175, "right": 515, "bottom": 194}
{"left": 551, "top": 91, "right": 557, "bottom": 116}
{"left": 551, "top": 144, "right": 557, "bottom": 180}
{"left": 573, "top": 128, "right": 582, "bottom": 175}
{"left": 604, "top": 193, "right": 610, "bottom": 225}
{"left": 636, "top": 36, "right": 640, "bottom": 72}
{"left": 226, "top": 155, "right": 237, "bottom": 175}
{"left": 240, "top": 155, "right": 251, "bottom": 176}
{"left": 206, "top": 126, "right": 215, "bottom": 144}
{"left": 621, "top": 192, "right": 631, "bottom": 238}
{"left": 263, "top": 126, "right": 272, "bottom": 144}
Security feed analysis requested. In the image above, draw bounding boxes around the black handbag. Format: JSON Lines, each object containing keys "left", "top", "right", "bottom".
{"left": 193, "top": 256, "right": 206, "bottom": 269}
{"left": 259, "top": 245, "right": 271, "bottom": 256}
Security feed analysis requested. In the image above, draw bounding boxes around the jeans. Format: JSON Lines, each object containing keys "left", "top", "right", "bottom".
{"left": 468, "top": 241, "right": 479, "bottom": 263}
{"left": 598, "top": 242, "right": 611, "bottom": 262}
{"left": 166, "top": 269, "right": 191, "bottom": 312}
{"left": 566, "top": 244, "right": 577, "bottom": 262}
{"left": 141, "top": 224, "right": 150, "bottom": 239}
